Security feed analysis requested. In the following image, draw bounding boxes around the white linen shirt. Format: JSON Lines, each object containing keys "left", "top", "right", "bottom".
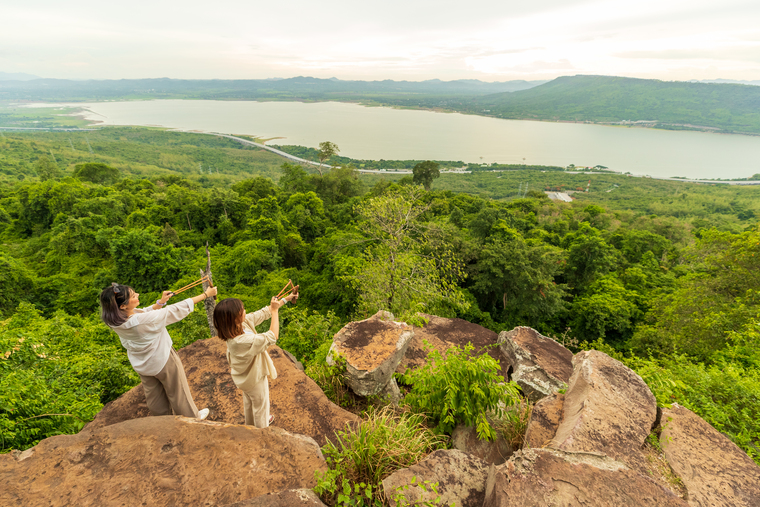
{"left": 226, "top": 306, "right": 277, "bottom": 392}
{"left": 111, "top": 298, "right": 195, "bottom": 376}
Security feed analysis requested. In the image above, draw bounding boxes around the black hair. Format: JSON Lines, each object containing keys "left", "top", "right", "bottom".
{"left": 100, "top": 283, "right": 133, "bottom": 328}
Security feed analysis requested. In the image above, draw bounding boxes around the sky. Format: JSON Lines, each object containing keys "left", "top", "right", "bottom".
{"left": 2, "top": 0, "right": 760, "bottom": 82}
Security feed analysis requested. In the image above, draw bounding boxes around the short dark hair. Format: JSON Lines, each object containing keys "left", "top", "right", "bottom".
{"left": 100, "top": 283, "right": 133, "bottom": 327}
{"left": 213, "top": 298, "right": 245, "bottom": 341}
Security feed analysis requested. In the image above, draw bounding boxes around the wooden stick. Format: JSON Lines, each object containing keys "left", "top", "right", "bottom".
{"left": 201, "top": 242, "right": 217, "bottom": 338}
{"left": 276, "top": 280, "right": 294, "bottom": 299}
{"left": 172, "top": 276, "right": 209, "bottom": 295}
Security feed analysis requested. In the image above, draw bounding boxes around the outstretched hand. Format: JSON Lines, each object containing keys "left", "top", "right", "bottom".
{"left": 270, "top": 296, "right": 285, "bottom": 312}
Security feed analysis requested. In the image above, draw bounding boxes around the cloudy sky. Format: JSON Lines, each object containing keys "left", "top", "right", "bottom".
{"left": 2, "top": 0, "right": 759, "bottom": 81}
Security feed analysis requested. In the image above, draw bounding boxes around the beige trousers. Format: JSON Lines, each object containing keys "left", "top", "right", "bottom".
{"left": 139, "top": 348, "right": 200, "bottom": 418}
{"left": 242, "top": 376, "right": 270, "bottom": 428}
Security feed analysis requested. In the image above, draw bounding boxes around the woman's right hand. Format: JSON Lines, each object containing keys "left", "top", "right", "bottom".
{"left": 269, "top": 296, "right": 285, "bottom": 312}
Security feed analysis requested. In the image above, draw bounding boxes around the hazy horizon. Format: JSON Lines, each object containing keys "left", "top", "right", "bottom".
{"left": 2, "top": 0, "right": 760, "bottom": 82}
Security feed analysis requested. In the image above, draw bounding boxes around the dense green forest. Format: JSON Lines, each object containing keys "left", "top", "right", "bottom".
{"left": 1, "top": 127, "right": 758, "bottom": 472}
{"left": 4, "top": 74, "right": 760, "bottom": 134}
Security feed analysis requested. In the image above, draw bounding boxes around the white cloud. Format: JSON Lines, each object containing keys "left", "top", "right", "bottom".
{"left": 1, "top": 0, "right": 759, "bottom": 80}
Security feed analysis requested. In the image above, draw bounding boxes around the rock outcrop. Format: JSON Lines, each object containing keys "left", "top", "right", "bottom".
{"left": 382, "top": 449, "right": 490, "bottom": 507}
{"left": 497, "top": 327, "right": 573, "bottom": 401}
{"left": 0, "top": 416, "right": 327, "bottom": 507}
{"left": 523, "top": 392, "right": 564, "bottom": 449}
{"left": 452, "top": 424, "right": 514, "bottom": 465}
{"left": 223, "top": 489, "right": 327, "bottom": 507}
{"left": 86, "top": 339, "right": 358, "bottom": 446}
{"left": 327, "top": 311, "right": 413, "bottom": 396}
{"left": 550, "top": 350, "right": 657, "bottom": 472}
{"left": 398, "top": 314, "right": 508, "bottom": 379}
{"left": 483, "top": 448, "right": 688, "bottom": 507}
{"left": 660, "top": 404, "right": 760, "bottom": 507}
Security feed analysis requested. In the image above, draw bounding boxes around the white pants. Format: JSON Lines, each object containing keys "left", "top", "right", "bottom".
{"left": 242, "top": 376, "right": 270, "bottom": 428}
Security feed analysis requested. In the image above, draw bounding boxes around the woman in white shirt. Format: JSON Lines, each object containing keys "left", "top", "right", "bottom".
{"left": 99, "top": 282, "right": 217, "bottom": 420}
{"left": 213, "top": 289, "right": 297, "bottom": 428}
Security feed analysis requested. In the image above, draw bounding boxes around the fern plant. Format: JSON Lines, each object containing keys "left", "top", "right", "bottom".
{"left": 401, "top": 341, "right": 521, "bottom": 440}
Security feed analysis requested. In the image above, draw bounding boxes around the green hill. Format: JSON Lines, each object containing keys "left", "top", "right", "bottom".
{"left": 467, "top": 75, "right": 760, "bottom": 134}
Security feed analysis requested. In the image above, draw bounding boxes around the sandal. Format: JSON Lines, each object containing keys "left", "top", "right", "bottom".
{"left": 268, "top": 415, "right": 275, "bottom": 425}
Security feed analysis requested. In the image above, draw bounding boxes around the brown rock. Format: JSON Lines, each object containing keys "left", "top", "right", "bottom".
{"left": 328, "top": 311, "right": 413, "bottom": 396}
{"left": 0, "top": 416, "right": 327, "bottom": 507}
{"left": 497, "top": 327, "right": 573, "bottom": 401}
{"left": 660, "top": 404, "right": 760, "bottom": 507}
{"left": 398, "top": 314, "right": 508, "bottom": 379}
{"left": 523, "top": 393, "right": 564, "bottom": 449}
{"left": 452, "top": 424, "right": 514, "bottom": 465}
{"left": 382, "top": 449, "right": 490, "bottom": 507}
{"left": 483, "top": 448, "right": 688, "bottom": 507}
{"left": 223, "top": 489, "right": 327, "bottom": 506}
{"left": 550, "top": 350, "right": 656, "bottom": 472}
{"left": 86, "top": 339, "right": 358, "bottom": 446}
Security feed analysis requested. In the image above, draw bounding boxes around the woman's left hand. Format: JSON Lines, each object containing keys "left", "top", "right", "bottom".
{"left": 284, "top": 285, "right": 300, "bottom": 304}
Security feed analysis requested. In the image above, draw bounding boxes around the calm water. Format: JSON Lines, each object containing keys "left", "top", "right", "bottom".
{"left": 71, "top": 99, "right": 760, "bottom": 179}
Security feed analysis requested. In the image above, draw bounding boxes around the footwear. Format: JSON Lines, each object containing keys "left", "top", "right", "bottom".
{"left": 198, "top": 408, "right": 209, "bottom": 420}
{"left": 268, "top": 414, "right": 274, "bottom": 425}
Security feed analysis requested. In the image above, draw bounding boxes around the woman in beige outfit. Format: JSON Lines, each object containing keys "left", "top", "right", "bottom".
{"left": 213, "top": 290, "right": 297, "bottom": 427}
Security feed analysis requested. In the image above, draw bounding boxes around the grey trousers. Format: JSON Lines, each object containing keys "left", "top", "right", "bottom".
{"left": 242, "top": 376, "right": 270, "bottom": 428}
{"left": 139, "top": 348, "right": 200, "bottom": 418}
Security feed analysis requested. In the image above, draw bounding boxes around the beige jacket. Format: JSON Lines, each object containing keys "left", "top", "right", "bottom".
{"left": 225, "top": 306, "right": 277, "bottom": 392}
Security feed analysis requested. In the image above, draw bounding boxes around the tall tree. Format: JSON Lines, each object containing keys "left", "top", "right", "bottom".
{"left": 346, "top": 186, "right": 467, "bottom": 322}
{"left": 412, "top": 160, "right": 440, "bottom": 191}
{"left": 317, "top": 141, "right": 340, "bottom": 176}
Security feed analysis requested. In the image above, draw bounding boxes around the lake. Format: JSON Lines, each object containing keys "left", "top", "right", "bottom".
{"left": 70, "top": 99, "right": 760, "bottom": 179}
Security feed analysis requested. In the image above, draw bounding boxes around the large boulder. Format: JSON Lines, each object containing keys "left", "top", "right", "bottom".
{"left": 86, "top": 339, "right": 358, "bottom": 446}
{"left": 550, "top": 350, "right": 657, "bottom": 472}
{"left": 497, "top": 327, "right": 573, "bottom": 401}
{"left": 327, "top": 311, "right": 413, "bottom": 396}
{"left": 382, "top": 449, "right": 490, "bottom": 507}
{"left": 483, "top": 448, "right": 688, "bottom": 507}
{"left": 523, "top": 392, "right": 564, "bottom": 449}
{"left": 660, "top": 404, "right": 760, "bottom": 507}
{"left": 398, "top": 314, "right": 508, "bottom": 379}
{"left": 452, "top": 424, "right": 514, "bottom": 465}
{"left": 223, "top": 489, "right": 327, "bottom": 507}
{"left": 0, "top": 416, "right": 327, "bottom": 507}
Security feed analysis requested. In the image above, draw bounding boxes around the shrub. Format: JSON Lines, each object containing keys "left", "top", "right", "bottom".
{"left": 401, "top": 341, "right": 521, "bottom": 440}
{"left": 279, "top": 308, "right": 342, "bottom": 365}
{"left": 314, "top": 407, "right": 447, "bottom": 506}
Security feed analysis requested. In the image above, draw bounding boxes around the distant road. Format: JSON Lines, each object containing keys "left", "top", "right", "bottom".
{"left": 212, "top": 133, "right": 334, "bottom": 170}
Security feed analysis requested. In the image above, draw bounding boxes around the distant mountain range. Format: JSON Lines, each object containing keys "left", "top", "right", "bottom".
{"left": 691, "top": 79, "right": 760, "bottom": 87}
{"left": 0, "top": 72, "right": 40, "bottom": 81}
{"left": 457, "top": 75, "right": 760, "bottom": 134}
{"left": 2, "top": 74, "right": 760, "bottom": 134}
{"left": 0, "top": 76, "right": 547, "bottom": 101}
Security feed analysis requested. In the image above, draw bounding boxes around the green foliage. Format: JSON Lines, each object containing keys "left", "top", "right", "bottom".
{"left": 314, "top": 407, "right": 447, "bottom": 506}
{"left": 412, "top": 161, "right": 440, "bottom": 191}
{"left": 109, "top": 227, "right": 190, "bottom": 291}
{"left": 0, "top": 253, "right": 35, "bottom": 317}
{"left": 347, "top": 186, "right": 468, "bottom": 322}
{"left": 73, "top": 162, "right": 121, "bottom": 185}
{"left": 402, "top": 341, "right": 521, "bottom": 440}
{"left": 0, "top": 303, "right": 138, "bottom": 452}
{"left": 278, "top": 308, "right": 342, "bottom": 364}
